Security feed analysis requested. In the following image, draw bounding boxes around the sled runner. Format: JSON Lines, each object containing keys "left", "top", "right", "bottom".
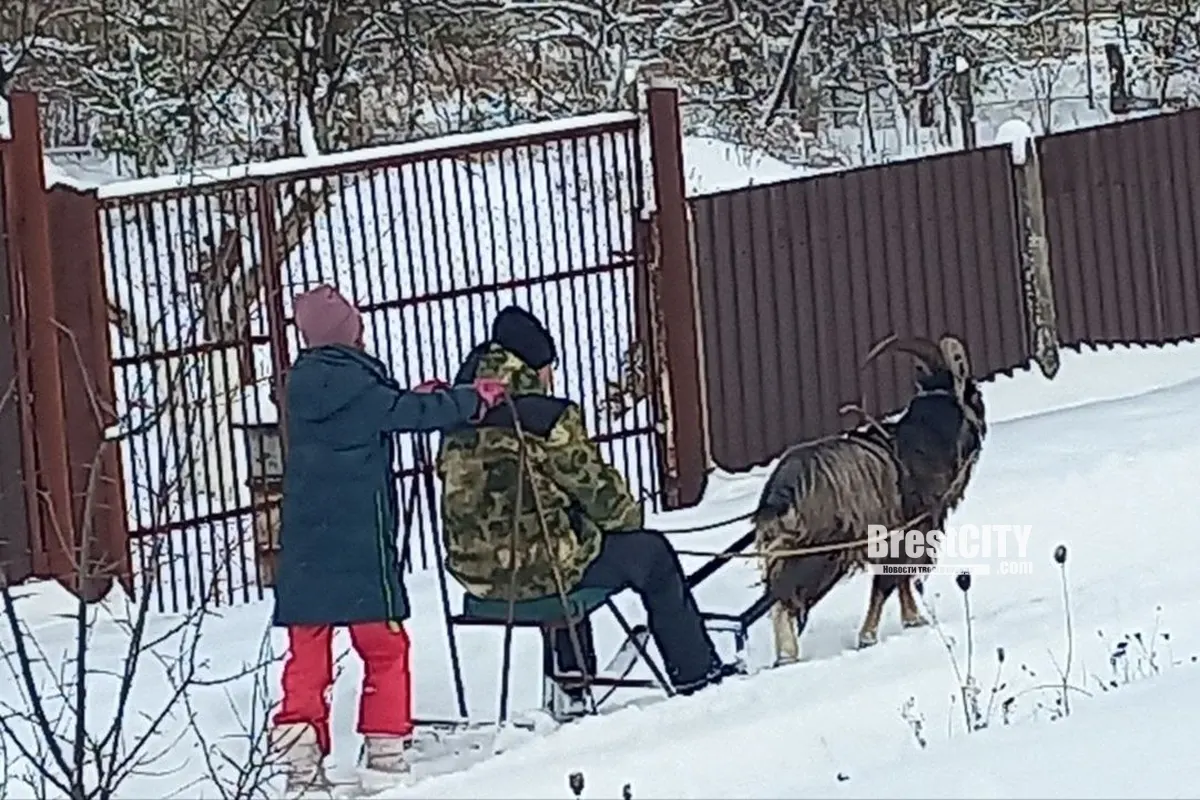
{"left": 450, "top": 587, "right": 674, "bottom": 723}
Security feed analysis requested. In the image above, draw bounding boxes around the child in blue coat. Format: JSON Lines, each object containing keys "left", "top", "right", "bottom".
{"left": 270, "top": 284, "right": 504, "bottom": 796}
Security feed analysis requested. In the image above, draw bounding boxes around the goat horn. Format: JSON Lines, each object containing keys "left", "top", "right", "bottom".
{"left": 862, "top": 334, "right": 946, "bottom": 372}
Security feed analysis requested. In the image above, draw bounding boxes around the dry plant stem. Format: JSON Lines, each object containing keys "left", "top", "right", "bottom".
{"left": 982, "top": 653, "right": 1005, "bottom": 723}
{"left": 917, "top": 593, "right": 972, "bottom": 734}
{"left": 960, "top": 588, "right": 976, "bottom": 731}
{"left": 1009, "top": 682, "right": 1093, "bottom": 702}
{"left": 172, "top": 626, "right": 281, "bottom": 799}
{"left": 1058, "top": 561, "right": 1073, "bottom": 715}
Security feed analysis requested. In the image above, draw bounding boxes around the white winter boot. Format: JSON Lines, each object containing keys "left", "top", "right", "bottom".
{"left": 270, "top": 722, "right": 334, "bottom": 798}
{"left": 357, "top": 734, "right": 411, "bottom": 789}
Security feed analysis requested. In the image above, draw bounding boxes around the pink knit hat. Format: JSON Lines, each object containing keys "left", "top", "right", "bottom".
{"left": 293, "top": 284, "right": 363, "bottom": 347}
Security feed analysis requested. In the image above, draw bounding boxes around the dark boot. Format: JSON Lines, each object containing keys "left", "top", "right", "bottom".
{"left": 674, "top": 659, "right": 746, "bottom": 696}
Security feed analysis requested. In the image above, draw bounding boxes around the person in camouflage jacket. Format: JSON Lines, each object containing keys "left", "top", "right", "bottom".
{"left": 437, "top": 305, "right": 736, "bottom": 696}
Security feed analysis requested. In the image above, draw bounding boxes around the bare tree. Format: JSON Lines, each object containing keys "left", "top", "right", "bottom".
{"left": 0, "top": 320, "right": 283, "bottom": 799}
{"left": 1135, "top": 0, "right": 1200, "bottom": 107}
{"left": 1023, "top": 14, "right": 1077, "bottom": 133}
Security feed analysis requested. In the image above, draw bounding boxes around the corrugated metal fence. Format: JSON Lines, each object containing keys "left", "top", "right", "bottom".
{"left": 1041, "top": 109, "right": 1200, "bottom": 348}
{"left": 682, "top": 107, "right": 1200, "bottom": 474}
{"left": 690, "top": 147, "right": 1029, "bottom": 472}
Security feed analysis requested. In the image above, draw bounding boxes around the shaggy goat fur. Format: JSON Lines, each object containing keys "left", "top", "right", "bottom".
{"left": 756, "top": 335, "right": 987, "bottom": 664}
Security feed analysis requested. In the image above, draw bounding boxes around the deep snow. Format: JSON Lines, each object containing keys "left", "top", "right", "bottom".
{"left": 5, "top": 340, "right": 1200, "bottom": 799}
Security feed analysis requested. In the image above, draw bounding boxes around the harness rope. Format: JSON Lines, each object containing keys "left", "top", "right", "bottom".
{"left": 642, "top": 399, "right": 981, "bottom": 566}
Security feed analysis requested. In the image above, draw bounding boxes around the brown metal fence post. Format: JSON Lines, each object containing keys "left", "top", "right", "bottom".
{"left": 4, "top": 93, "right": 76, "bottom": 585}
{"left": 647, "top": 81, "right": 708, "bottom": 508}
{"left": 47, "top": 184, "right": 131, "bottom": 600}
{"left": 0, "top": 139, "right": 36, "bottom": 586}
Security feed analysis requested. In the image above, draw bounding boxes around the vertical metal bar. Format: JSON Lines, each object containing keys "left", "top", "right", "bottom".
{"left": 507, "top": 148, "right": 532, "bottom": 315}
{"left": 257, "top": 182, "right": 289, "bottom": 421}
{"left": 539, "top": 142, "right": 569, "bottom": 402}
{"left": 646, "top": 83, "right": 707, "bottom": 508}
{"left": 627, "top": 124, "right": 662, "bottom": 508}
{"left": 390, "top": 165, "right": 429, "bottom": 574}
{"left": 1084, "top": 0, "right": 1095, "bottom": 109}
{"left": 376, "top": 168, "right": 416, "bottom": 575}
{"left": 141, "top": 195, "right": 190, "bottom": 611}
{"left": 417, "top": 452, "right": 467, "bottom": 719}
{"left": 417, "top": 156, "right": 449, "bottom": 571}
{"left": 162, "top": 190, "right": 200, "bottom": 606}
{"left": 498, "top": 621, "right": 515, "bottom": 724}
{"left": 5, "top": 93, "right": 74, "bottom": 584}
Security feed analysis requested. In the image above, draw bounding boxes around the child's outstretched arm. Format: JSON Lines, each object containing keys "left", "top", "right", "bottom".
{"left": 361, "top": 376, "right": 506, "bottom": 433}
{"left": 362, "top": 377, "right": 481, "bottom": 433}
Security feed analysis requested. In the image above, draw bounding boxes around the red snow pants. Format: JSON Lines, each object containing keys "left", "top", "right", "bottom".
{"left": 273, "top": 622, "right": 412, "bottom": 754}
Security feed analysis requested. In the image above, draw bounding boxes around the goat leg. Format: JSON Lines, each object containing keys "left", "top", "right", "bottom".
{"left": 859, "top": 574, "right": 898, "bottom": 647}
{"left": 771, "top": 602, "right": 801, "bottom": 665}
{"left": 899, "top": 578, "right": 929, "bottom": 628}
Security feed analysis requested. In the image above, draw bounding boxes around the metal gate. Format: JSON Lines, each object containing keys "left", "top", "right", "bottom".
{"left": 94, "top": 112, "right": 666, "bottom": 611}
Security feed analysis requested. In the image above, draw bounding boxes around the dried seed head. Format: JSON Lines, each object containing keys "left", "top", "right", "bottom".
{"left": 1054, "top": 545, "right": 1067, "bottom": 565}
{"left": 956, "top": 571, "right": 972, "bottom": 592}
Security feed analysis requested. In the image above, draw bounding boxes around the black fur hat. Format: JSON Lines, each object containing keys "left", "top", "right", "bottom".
{"left": 491, "top": 305, "right": 557, "bottom": 369}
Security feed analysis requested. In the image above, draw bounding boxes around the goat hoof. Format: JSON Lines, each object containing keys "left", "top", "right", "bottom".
{"left": 903, "top": 616, "right": 929, "bottom": 629}
{"left": 857, "top": 631, "right": 878, "bottom": 648}
{"left": 774, "top": 655, "right": 799, "bottom": 668}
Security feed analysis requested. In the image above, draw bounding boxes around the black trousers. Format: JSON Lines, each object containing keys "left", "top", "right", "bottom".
{"left": 551, "top": 529, "right": 718, "bottom": 688}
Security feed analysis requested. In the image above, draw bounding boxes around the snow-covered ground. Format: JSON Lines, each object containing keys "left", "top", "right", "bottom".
{"left": 4, "top": 340, "right": 1200, "bottom": 798}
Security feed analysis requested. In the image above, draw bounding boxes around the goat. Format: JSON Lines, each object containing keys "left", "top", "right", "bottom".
{"left": 754, "top": 334, "right": 987, "bottom": 665}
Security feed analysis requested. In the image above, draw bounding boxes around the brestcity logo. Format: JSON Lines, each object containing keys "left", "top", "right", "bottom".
{"left": 864, "top": 524, "right": 1035, "bottom": 576}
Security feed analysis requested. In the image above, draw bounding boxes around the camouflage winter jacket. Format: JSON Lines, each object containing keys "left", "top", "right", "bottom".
{"left": 436, "top": 344, "right": 643, "bottom": 601}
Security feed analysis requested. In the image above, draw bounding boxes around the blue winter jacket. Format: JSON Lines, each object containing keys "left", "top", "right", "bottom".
{"left": 273, "top": 344, "right": 480, "bottom": 627}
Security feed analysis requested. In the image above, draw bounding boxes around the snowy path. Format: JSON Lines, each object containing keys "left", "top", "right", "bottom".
{"left": 385, "top": 355, "right": 1200, "bottom": 798}
{"left": 5, "top": 342, "right": 1200, "bottom": 798}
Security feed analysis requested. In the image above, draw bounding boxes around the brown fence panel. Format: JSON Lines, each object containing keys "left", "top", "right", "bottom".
{"left": 47, "top": 186, "right": 131, "bottom": 600}
{"left": 1041, "top": 109, "right": 1200, "bottom": 349}
{"left": 692, "top": 146, "right": 1029, "bottom": 472}
{"left": 97, "top": 113, "right": 659, "bottom": 612}
{"left": 0, "top": 145, "right": 33, "bottom": 585}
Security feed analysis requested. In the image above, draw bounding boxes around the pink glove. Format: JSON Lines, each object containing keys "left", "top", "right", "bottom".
{"left": 412, "top": 379, "right": 450, "bottom": 393}
{"left": 473, "top": 377, "right": 508, "bottom": 410}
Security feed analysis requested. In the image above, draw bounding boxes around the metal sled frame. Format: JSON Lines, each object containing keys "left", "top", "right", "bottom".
{"left": 608, "top": 531, "right": 760, "bottom": 672}
{"left": 450, "top": 590, "right": 675, "bottom": 723}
